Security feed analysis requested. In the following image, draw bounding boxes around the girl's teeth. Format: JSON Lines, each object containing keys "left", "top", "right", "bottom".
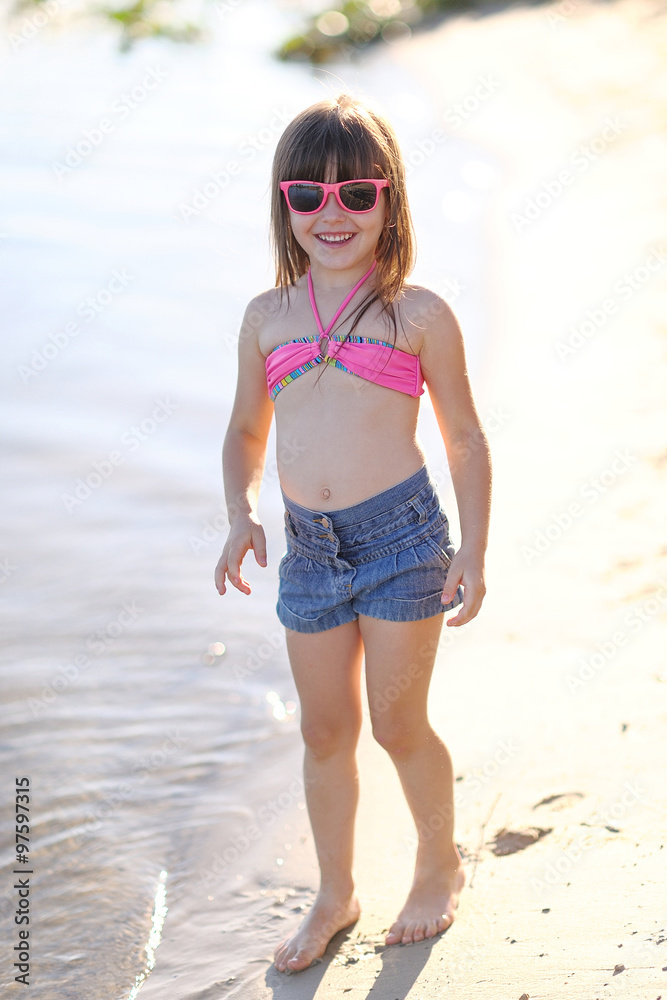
{"left": 318, "top": 234, "right": 353, "bottom": 242}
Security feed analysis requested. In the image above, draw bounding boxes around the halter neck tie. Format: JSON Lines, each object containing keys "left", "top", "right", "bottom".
{"left": 307, "top": 261, "right": 377, "bottom": 356}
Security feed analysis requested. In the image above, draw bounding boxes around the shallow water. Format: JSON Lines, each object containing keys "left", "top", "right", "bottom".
{"left": 0, "top": 5, "right": 495, "bottom": 995}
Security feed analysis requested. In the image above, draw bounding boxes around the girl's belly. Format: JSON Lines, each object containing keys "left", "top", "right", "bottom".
{"left": 273, "top": 366, "right": 425, "bottom": 509}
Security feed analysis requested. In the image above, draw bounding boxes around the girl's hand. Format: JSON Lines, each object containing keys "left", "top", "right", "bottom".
{"left": 440, "top": 548, "right": 486, "bottom": 626}
{"left": 214, "top": 516, "right": 267, "bottom": 596}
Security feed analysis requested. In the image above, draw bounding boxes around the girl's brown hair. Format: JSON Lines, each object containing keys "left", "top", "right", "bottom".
{"left": 270, "top": 94, "right": 416, "bottom": 317}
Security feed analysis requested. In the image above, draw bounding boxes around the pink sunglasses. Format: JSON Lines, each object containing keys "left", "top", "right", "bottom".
{"left": 280, "top": 178, "right": 390, "bottom": 215}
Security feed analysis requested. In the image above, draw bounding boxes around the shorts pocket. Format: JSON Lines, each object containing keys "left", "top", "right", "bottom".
{"left": 366, "top": 541, "right": 448, "bottom": 605}
{"left": 277, "top": 548, "right": 297, "bottom": 575}
{"left": 423, "top": 534, "right": 454, "bottom": 569}
{"left": 278, "top": 551, "right": 332, "bottom": 623}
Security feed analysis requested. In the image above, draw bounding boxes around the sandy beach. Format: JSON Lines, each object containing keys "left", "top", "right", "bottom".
{"left": 1, "top": 0, "right": 666, "bottom": 997}
{"left": 212, "top": 1, "right": 667, "bottom": 996}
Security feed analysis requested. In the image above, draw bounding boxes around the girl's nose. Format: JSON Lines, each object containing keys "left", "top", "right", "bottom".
{"left": 319, "top": 192, "right": 345, "bottom": 220}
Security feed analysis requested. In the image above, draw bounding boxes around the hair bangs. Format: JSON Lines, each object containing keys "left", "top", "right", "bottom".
{"left": 281, "top": 119, "right": 384, "bottom": 184}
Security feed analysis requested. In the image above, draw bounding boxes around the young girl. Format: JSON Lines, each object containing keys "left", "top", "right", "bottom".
{"left": 215, "top": 93, "right": 491, "bottom": 974}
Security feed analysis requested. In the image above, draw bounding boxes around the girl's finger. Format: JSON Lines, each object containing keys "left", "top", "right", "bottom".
{"left": 440, "top": 567, "right": 463, "bottom": 606}
{"left": 224, "top": 550, "right": 250, "bottom": 593}
{"left": 446, "top": 605, "right": 471, "bottom": 626}
{"left": 226, "top": 550, "right": 244, "bottom": 582}
{"left": 231, "top": 573, "right": 251, "bottom": 595}
{"left": 214, "top": 558, "right": 228, "bottom": 594}
{"left": 251, "top": 526, "right": 268, "bottom": 567}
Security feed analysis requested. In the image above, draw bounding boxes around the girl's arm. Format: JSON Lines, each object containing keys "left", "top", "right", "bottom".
{"left": 215, "top": 296, "right": 275, "bottom": 596}
{"left": 416, "top": 291, "right": 492, "bottom": 626}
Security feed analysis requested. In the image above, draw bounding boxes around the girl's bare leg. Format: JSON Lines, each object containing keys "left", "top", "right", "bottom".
{"left": 360, "top": 613, "right": 465, "bottom": 946}
{"left": 274, "top": 620, "right": 364, "bottom": 973}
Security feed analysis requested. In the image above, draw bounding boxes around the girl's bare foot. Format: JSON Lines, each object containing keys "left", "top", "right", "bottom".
{"left": 274, "top": 890, "right": 361, "bottom": 972}
{"left": 385, "top": 863, "right": 465, "bottom": 945}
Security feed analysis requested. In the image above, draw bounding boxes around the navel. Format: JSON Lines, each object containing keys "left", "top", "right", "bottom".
{"left": 321, "top": 488, "right": 331, "bottom": 501}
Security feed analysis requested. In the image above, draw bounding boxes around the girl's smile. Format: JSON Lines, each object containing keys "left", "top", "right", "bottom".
{"left": 315, "top": 232, "right": 356, "bottom": 244}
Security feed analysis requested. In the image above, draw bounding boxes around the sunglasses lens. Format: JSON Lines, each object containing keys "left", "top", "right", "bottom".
{"left": 286, "top": 183, "right": 324, "bottom": 213}
{"left": 340, "top": 182, "right": 379, "bottom": 212}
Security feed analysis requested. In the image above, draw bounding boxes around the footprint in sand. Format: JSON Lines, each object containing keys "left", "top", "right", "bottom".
{"left": 489, "top": 827, "right": 552, "bottom": 856}
{"left": 532, "top": 792, "right": 585, "bottom": 810}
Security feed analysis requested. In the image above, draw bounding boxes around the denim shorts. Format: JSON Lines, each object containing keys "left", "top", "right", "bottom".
{"left": 276, "top": 465, "right": 463, "bottom": 634}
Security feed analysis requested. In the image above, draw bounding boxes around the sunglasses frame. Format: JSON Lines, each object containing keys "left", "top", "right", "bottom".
{"left": 279, "top": 178, "right": 390, "bottom": 215}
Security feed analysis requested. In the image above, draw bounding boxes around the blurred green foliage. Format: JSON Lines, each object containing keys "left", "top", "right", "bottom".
{"left": 12, "top": 0, "right": 202, "bottom": 50}
{"left": 10, "top": 0, "right": 552, "bottom": 60}
{"left": 100, "top": 0, "right": 201, "bottom": 47}
{"left": 278, "top": 0, "right": 474, "bottom": 63}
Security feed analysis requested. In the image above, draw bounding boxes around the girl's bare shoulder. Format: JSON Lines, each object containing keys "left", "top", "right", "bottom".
{"left": 240, "top": 285, "right": 298, "bottom": 356}
{"left": 398, "top": 283, "right": 459, "bottom": 325}
{"left": 242, "top": 286, "right": 286, "bottom": 331}
{"left": 396, "top": 283, "right": 462, "bottom": 350}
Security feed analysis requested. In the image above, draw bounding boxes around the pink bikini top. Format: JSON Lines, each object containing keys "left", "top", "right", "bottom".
{"left": 266, "top": 261, "right": 424, "bottom": 401}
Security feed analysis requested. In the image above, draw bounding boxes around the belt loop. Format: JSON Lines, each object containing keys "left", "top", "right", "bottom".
{"left": 407, "top": 496, "right": 427, "bottom": 524}
{"left": 285, "top": 510, "right": 298, "bottom": 536}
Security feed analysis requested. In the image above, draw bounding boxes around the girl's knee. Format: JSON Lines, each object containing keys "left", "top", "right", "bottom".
{"left": 301, "top": 716, "right": 361, "bottom": 759}
{"left": 370, "top": 714, "right": 432, "bottom": 758}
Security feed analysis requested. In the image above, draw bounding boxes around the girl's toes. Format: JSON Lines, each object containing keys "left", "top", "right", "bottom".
{"left": 401, "top": 923, "right": 416, "bottom": 944}
{"left": 385, "top": 922, "right": 404, "bottom": 945}
{"left": 274, "top": 948, "right": 286, "bottom": 971}
{"left": 287, "top": 948, "right": 310, "bottom": 971}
